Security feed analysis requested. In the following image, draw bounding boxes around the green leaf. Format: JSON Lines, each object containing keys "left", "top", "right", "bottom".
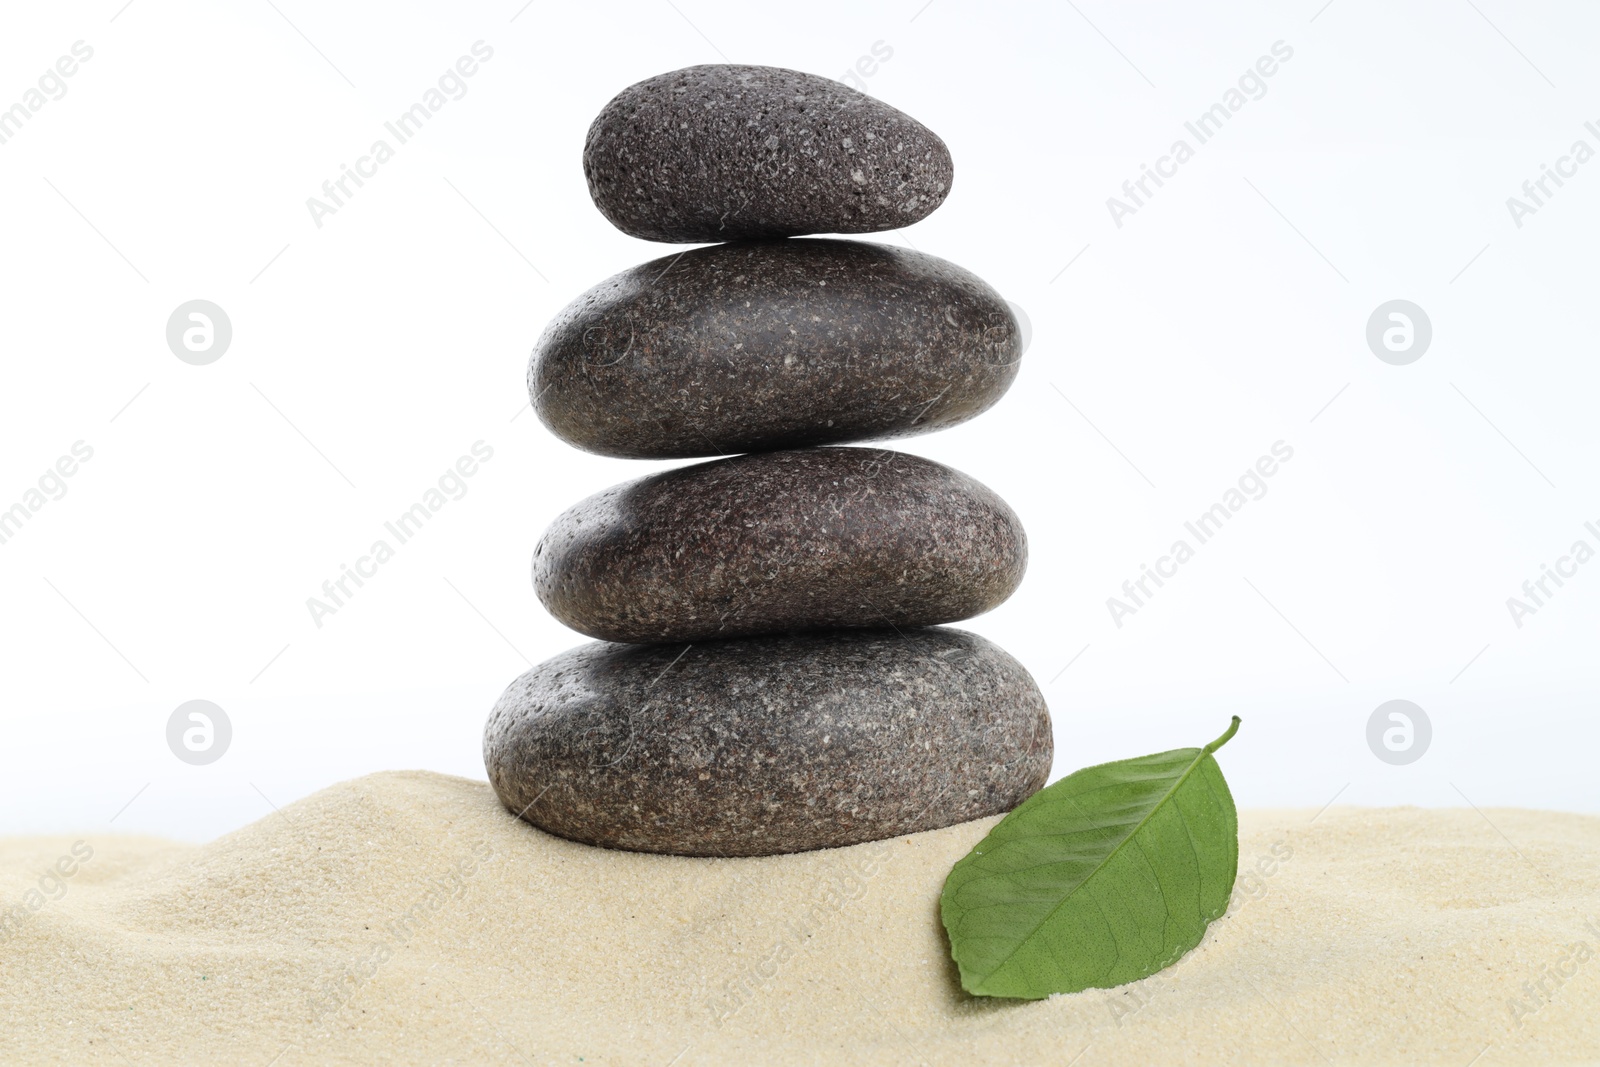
{"left": 940, "top": 716, "right": 1241, "bottom": 999}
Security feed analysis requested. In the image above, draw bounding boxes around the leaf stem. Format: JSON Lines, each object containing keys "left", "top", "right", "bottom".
{"left": 1204, "top": 716, "right": 1242, "bottom": 755}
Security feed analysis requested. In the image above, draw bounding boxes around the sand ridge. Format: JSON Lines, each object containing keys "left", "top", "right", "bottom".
{"left": 2, "top": 770, "right": 1597, "bottom": 1065}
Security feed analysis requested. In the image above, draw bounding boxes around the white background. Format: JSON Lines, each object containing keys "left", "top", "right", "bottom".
{"left": 1, "top": 0, "right": 1595, "bottom": 841}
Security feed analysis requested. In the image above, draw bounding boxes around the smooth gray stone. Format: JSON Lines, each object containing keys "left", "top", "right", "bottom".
{"left": 583, "top": 64, "right": 953, "bottom": 243}
{"left": 534, "top": 447, "right": 1026, "bottom": 644}
{"left": 482, "top": 628, "right": 1052, "bottom": 856}
{"left": 530, "top": 239, "right": 1021, "bottom": 460}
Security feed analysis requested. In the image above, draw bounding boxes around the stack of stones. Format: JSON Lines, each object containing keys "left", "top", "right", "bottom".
{"left": 483, "top": 64, "right": 1051, "bottom": 857}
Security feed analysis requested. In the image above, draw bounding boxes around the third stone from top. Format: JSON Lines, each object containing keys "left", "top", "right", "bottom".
{"left": 535, "top": 446, "right": 1026, "bottom": 644}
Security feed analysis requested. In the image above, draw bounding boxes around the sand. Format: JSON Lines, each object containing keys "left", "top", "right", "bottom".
{"left": 2, "top": 772, "right": 1596, "bottom": 1066}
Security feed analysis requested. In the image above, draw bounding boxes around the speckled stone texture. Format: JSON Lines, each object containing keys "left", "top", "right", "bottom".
{"left": 482, "top": 628, "right": 1051, "bottom": 856}
{"left": 530, "top": 239, "right": 1021, "bottom": 459}
{"left": 583, "top": 64, "right": 953, "bottom": 243}
{"left": 534, "top": 447, "right": 1025, "bottom": 644}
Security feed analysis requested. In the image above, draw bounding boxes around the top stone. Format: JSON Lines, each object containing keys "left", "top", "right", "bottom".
{"left": 583, "top": 64, "right": 953, "bottom": 243}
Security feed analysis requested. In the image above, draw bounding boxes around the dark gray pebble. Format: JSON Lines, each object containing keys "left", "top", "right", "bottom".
{"left": 534, "top": 447, "right": 1026, "bottom": 644}
{"left": 483, "top": 628, "right": 1052, "bottom": 856}
{"left": 583, "top": 64, "right": 953, "bottom": 243}
{"left": 530, "top": 239, "right": 1021, "bottom": 460}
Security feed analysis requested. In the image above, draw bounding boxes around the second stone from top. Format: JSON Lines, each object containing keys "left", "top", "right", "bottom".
{"left": 531, "top": 239, "right": 1022, "bottom": 460}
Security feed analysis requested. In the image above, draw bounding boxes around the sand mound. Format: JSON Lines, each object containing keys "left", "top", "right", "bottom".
{"left": 2, "top": 771, "right": 1596, "bottom": 1065}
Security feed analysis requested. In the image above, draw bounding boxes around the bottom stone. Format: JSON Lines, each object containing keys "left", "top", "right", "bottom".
{"left": 483, "top": 628, "right": 1052, "bottom": 857}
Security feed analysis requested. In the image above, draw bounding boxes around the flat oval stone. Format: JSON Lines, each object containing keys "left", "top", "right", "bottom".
{"left": 483, "top": 628, "right": 1051, "bottom": 856}
{"left": 530, "top": 239, "right": 1021, "bottom": 459}
{"left": 583, "top": 64, "right": 953, "bottom": 243}
{"left": 534, "top": 447, "right": 1026, "bottom": 643}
